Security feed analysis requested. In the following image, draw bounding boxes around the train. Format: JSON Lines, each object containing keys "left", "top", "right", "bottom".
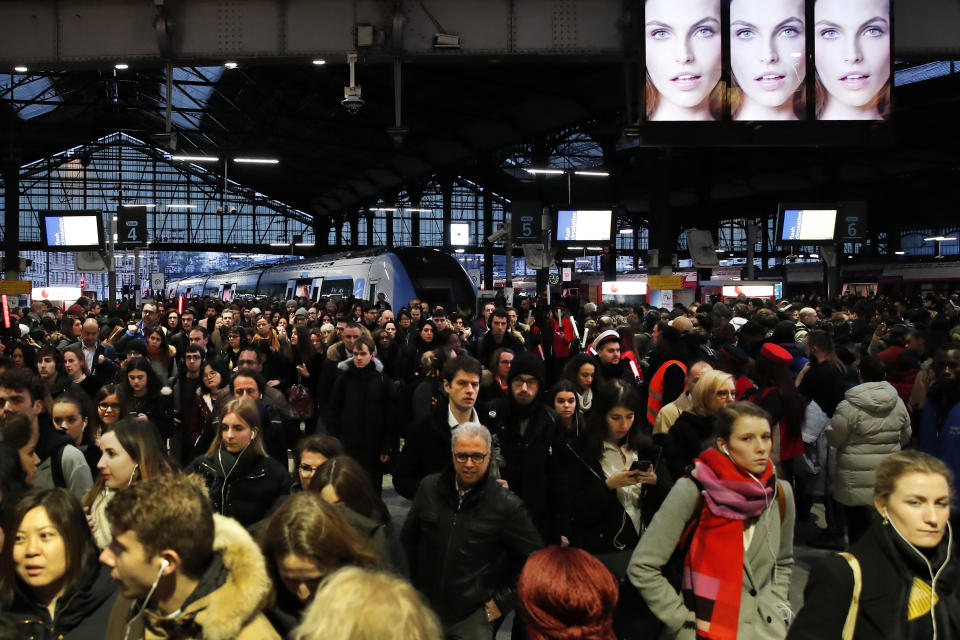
{"left": 165, "top": 247, "right": 478, "bottom": 309}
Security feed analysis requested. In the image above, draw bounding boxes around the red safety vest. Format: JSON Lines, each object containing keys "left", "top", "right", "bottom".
{"left": 646, "top": 360, "right": 687, "bottom": 427}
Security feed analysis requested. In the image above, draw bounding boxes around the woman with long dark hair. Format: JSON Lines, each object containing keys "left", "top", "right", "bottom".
{"left": 118, "top": 357, "right": 174, "bottom": 449}
{"left": 564, "top": 353, "right": 599, "bottom": 417}
{"left": 145, "top": 326, "right": 178, "bottom": 385}
{"left": 83, "top": 418, "right": 174, "bottom": 548}
{"left": 567, "top": 379, "right": 669, "bottom": 638}
{"left": 548, "top": 379, "right": 584, "bottom": 442}
{"left": 0, "top": 489, "right": 118, "bottom": 638}
{"left": 51, "top": 393, "right": 101, "bottom": 476}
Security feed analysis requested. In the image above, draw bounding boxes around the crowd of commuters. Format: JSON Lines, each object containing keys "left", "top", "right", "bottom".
{"left": 0, "top": 288, "right": 959, "bottom": 638}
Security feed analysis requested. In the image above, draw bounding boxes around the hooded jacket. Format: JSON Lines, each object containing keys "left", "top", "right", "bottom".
{"left": 326, "top": 357, "right": 394, "bottom": 457}
{"left": 104, "top": 514, "right": 281, "bottom": 640}
{"left": 6, "top": 563, "right": 117, "bottom": 640}
{"left": 827, "top": 381, "right": 912, "bottom": 506}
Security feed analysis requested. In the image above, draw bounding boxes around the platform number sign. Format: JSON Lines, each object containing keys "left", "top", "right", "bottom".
{"left": 511, "top": 201, "right": 542, "bottom": 243}
{"left": 118, "top": 209, "right": 147, "bottom": 247}
{"left": 838, "top": 202, "right": 867, "bottom": 242}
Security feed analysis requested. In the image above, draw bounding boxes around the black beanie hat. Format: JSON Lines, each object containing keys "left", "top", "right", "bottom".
{"left": 508, "top": 351, "right": 546, "bottom": 386}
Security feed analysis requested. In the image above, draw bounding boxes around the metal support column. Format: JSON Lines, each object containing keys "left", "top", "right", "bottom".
{"left": 3, "top": 162, "right": 20, "bottom": 284}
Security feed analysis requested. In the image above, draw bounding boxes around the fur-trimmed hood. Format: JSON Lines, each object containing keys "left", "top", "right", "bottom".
{"left": 116, "top": 514, "right": 279, "bottom": 640}
{"left": 337, "top": 355, "right": 384, "bottom": 373}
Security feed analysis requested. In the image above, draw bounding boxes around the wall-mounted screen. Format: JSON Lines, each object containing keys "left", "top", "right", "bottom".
{"left": 450, "top": 222, "right": 471, "bottom": 246}
{"left": 554, "top": 209, "right": 613, "bottom": 243}
{"left": 40, "top": 211, "right": 104, "bottom": 251}
{"left": 729, "top": 0, "right": 807, "bottom": 121}
{"left": 814, "top": 0, "right": 891, "bottom": 120}
{"left": 778, "top": 205, "right": 838, "bottom": 241}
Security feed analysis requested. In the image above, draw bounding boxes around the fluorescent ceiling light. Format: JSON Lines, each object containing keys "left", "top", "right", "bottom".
{"left": 404, "top": 208, "right": 433, "bottom": 212}
{"left": 454, "top": 249, "right": 465, "bottom": 253}
{"left": 171, "top": 155, "right": 219, "bottom": 162}
{"left": 924, "top": 236, "right": 955, "bottom": 242}
{"left": 224, "top": 62, "right": 238, "bottom": 69}
{"left": 575, "top": 170, "right": 610, "bottom": 177}
{"left": 115, "top": 63, "right": 128, "bottom": 70}
{"left": 13, "top": 65, "right": 27, "bottom": 73}
{"left": 895, "top": 251, "right": 906, "bottom": 255}
{"left": 372, "top": 208, "right": 396, "bottom": 212}
{"left": 234, "top": 157, "right": 279, "bottom": 164}
{"left": 809, "top": 254, "right": 820, "bottom": 259}
{"left": 619, "top": 228, "right": 633, "bottom": 235}
{"left": 715, "top": 249, "right": 725, "bottom": 252}
{"left": 524, "top": 168, "right": 565, "bottom": 175}
{"left": 586, "top": 246, "right": 604, "bottom": 250}
{"left": 312, "top": 59, "right": 326, "bottom": 65}
{"left": 166, "top": 204, "right": 197, "bottom": 209}
{"left": 560, "top": 259, "right": 576, "bottom": 263}
{"left": 122, "top": 203, "right": 156, "bottom": 208}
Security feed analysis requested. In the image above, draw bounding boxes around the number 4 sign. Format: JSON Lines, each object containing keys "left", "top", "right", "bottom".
{"left": 118, "top": 209, "right": 147, "bottom": 246}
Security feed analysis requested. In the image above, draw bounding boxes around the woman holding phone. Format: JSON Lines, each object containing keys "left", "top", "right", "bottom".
{"left": 730, "top": 0, "right": 807, "bottom": 120}
{"left": 645, "top": 0, "right": 723, "bottom": 121}
{"left": 567, "top": 380, "right": 669, "bottom": 637}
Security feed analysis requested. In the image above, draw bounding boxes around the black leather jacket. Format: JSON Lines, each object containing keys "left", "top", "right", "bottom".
{"left": 401, "top": 466, "right": 543, "bottom": 626}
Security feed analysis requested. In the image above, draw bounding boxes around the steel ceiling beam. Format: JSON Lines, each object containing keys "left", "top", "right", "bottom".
{"left": 1, "top": 0, "right": 955, "bottom": 66}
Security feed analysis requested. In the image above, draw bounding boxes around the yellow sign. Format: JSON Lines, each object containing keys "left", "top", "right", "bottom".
{"left": 0, "top": 280, "right": 32, "bottom": 294}
{"left": 648, "top": 275, "right": 684, "bottom": 290}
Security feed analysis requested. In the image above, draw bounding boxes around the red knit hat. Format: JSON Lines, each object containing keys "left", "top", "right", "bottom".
{"left": 759, "top": 343, "right": 792, "bottom": 365}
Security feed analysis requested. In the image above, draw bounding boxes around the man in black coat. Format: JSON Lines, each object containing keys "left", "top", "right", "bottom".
{"left": 472, "top": 308, "right": 525, "bottom": 368}
{"left": 485, "top": 351, "right": 570, "bottom": 545}
{"left": 73, "top": 318, "right": 119, "bottom": 388}
{"left": 394, "top": 355, "right": 485, "bottom": 499}
{"left": 402, "top": 423, "right": 543, "bottom": 638}
{"left": 325, "top": 335, "right": 394, "bottom": 494}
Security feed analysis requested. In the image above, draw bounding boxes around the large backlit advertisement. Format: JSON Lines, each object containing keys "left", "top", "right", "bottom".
{"left": 641, "top": 0, "right": 891, "bottom": 122}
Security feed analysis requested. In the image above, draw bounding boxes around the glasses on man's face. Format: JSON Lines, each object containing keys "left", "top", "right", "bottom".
{"left": 98, "top": 402, "right": 121, "bottom": 412}
{"left": 454, "top": 452, "right": 489, "bottom": 464}
{"left": 512, "top": 376, "right": 538, "bottom": 389}
{"left": 185, "top": 354, "right": 202, "bottom": 361}
{"left": 298, "top": 463, "right": 319, "bottom": 474}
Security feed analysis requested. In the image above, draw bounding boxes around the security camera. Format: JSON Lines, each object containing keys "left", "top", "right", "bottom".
{"left": 342, "top": 86, "right": 364, "bottom": 114}
{"left": 487, "top": 226, "right": 509, "bottom": 244}
{"left": 228, "top": 206, "right": 237, "bottom": 214}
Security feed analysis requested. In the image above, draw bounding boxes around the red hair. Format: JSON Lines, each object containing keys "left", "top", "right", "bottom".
{"left": 517, "top": 546, "right": 618, "bottom": 640}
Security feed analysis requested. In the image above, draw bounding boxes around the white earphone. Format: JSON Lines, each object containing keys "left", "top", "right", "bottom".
{"left": 721, "top": 445, "right": 730, "bottom": 456}
{"left": 159, "top": 558, "right": 170, "bottom": 572}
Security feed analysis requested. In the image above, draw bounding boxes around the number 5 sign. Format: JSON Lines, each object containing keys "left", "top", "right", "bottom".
{"left": 118, "top": 209, "right": 147, "bottom": 246}
{"left": 511, "top": 201, "right": 542, "bottom": 243}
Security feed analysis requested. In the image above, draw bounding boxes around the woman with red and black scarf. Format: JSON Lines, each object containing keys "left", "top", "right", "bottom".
{"left": 627, "top": 401, "right": 795, "bottom": 640}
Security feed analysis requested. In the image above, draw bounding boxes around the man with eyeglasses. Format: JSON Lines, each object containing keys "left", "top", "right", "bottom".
{"left": 402, "top": 422, "right": 542, "bottom": 639}
{"left": 485, "top": 352, "right": 570, "bottom": 546}
{"left": 236, "top": 347, "right": 292, "bottom": 418}
{"left": 113, "top": 301, "right": 160, "bottom": 353}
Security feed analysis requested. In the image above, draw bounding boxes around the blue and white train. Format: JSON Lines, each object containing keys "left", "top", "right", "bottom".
{"left": 166, "top": 247, "right": 478, "bottom": 309}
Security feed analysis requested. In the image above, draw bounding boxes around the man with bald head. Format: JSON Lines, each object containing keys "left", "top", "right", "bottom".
{"left": 653, "top": 361, "right": 713, "bottom": 435}
{"left": 73, "top": 317, "right": 119, "bottom": 388}
{"left": 794, "top": 307, "right": 818, "bottom": 344}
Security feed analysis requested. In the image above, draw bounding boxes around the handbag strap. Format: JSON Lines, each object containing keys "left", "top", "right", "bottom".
{"left": 838, "top": 552, "right": 862, "bottom": 640}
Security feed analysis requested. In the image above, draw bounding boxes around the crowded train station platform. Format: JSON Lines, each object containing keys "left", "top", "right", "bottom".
{"left": 3, "top": 1, "right": 960, "bottom": 638}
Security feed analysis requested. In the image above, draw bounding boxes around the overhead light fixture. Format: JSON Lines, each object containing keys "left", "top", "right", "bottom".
{"left": 372, "top": 208, "right": 397, "bottom": 212}
{"left": 586, "top": 246, "right": 604, "bottom": 251}
{"left": 233, "top": 157, "right": 279, "bottom": 164}
{"left": 13, "top": 65, "right": 27, "bottom": 73}
{"left": 312, "top": 59, "right": 326, "bottom": 65}
{"left": 560, "top": 259, "right": 576, "bottom": 263}
{"left": 524, "top": 168, "right": 565, "bottom": 175}
{"left": 715, "top": 248, "right": 725, "bottom": 253}
{"left": 895, "top": 250, "right": 906, "bottom": 255}
{"left": 924, "top": 236, "right": 956, "bottom": 242}
{"left": 575, "top": 170, "right": 610, "bottom": 177}
{"left": 454, "top": 249, "right": 465, "bottom": 253}
{"left": 171, "top": 155, "right": 219, "bottom": 163}
{"left": 121, "top": 203, "right": 156, "bottom": 208}
{"left": 809, "top": 253, "right": 820, "bottom": 259}
{"left": 114, "top": 63, "right": 129, "bottom": 70}
{"left": 433, "top": 33, "right": 461, "bottom": 48}
{"left": 404, "top": 208, "right": 433, "bottom": 212}
{"left": 619, "top": 228, "right": 633, "bottom": 235}
{"left": 166, "top": 204, "right": 197, "bottom": 209}
{"left": 224, "top": 61, "right": 238, "bottom": 69}
{"left": 269, "top": 242, "right": 290, "bottom": 247}
{"left": 296, "top": 242, "right": 314, "bottom": 247}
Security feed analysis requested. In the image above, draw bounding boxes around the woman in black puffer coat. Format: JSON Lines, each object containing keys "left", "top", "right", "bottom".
{"left": 187, "top": 398, "right": 293, "bottom": 527}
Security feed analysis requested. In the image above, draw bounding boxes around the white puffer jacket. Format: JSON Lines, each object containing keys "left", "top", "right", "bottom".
{"left": 827, "top": 381, "right": 911, "bottom": 506}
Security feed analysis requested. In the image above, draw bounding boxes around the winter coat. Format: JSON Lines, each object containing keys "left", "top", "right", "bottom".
{"left": 565, "top": 440, "right": 670, "bottom": 554}
{"left": 6, "top": 563, "right": 117, "bottom": 640}
{"left": 401, "top": 467, "right": 544, "bottom": 626}
{"left": 920, "top": 388, "right": 960, "bottom": 498}
{"left": 788, "top": 520, "right": 960, "bottom": 640}
{"left": 486, "top": 399, "right": 570, "bottom": 543}
{"left": 325, "top": 358, "right": 394, "bottom": 458}
{"left": 105, "top": 514, "right": 281, "bottom": 640}
{"left": 187, "top": 448, "right": 293, "bottom": 527}
{"left": 663, "top": 411, "right": 716, "bottom": 481}
{"left": 827, "top": 381, "right": 912, "bottom": 506}
{"left": 394, "top": 404, "right": 460, "bottom": 500}
{"left": 627, "top": 477, "right": 795, "bottom": 640}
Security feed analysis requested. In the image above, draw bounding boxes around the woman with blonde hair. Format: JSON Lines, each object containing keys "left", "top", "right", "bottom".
{"left": 789, "top": 450, "right": 960, "bottom": 639}
{"left": 292, "top": 567, "right": 442, "bottom": 640}
{"left": 186, "top": 397, "right": 292, "bottom": 526}
{"left": 664, "top": 369, "right": 736, "bottom": 479}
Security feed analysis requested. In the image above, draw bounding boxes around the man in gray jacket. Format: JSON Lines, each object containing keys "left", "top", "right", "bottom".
{"left": 827, "top": 354, "right": 911, "bottom": 544}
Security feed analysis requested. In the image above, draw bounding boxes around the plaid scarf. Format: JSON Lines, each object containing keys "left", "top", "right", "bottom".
{"left": 683, "top": 448, "right": 774, "bottom": 639}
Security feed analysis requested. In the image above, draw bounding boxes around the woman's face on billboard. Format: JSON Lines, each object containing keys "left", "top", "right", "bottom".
{"left": 815, "top": 0, "right": 890, "bottom": 117}
{"left": 645, "top": 0, "right": 722, "bottom": 120}
{"left": 730, "top": 0, "right": 806, "bottom": 118}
